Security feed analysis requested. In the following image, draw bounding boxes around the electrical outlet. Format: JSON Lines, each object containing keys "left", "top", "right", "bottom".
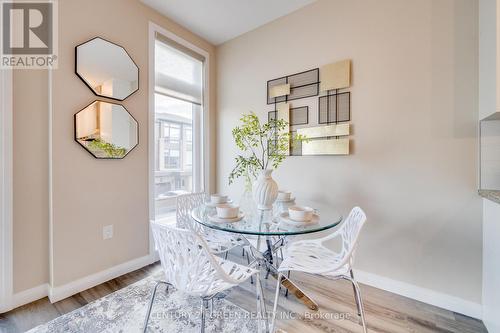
{"left": 103, "top": 225, "right": 113, "bottom": 240}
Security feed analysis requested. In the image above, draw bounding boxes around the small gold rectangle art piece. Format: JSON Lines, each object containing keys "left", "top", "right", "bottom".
{"left": 276, "top": 102, "right": 289, "bottom": 123}
{"left": 297, "top": 123, "right": 349, "bottom": 139}
{"left": 302, "top": 138, "right": 349, "bottom": 155}
{"left": 276, "top": 103, "right": 290, "bottom": 155}
{"left": 269, "top": 83, "right": 290, "bottom": 98}
{"left": 320, "top": 59, "right": 351, "bottom": 91}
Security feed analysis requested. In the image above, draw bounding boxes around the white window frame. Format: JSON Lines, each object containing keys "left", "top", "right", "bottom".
{"left": 0, "top": 68, "right": 13, "bottom": 313}
{"left": 148, "top": 22, "right": 211, "bottom": 254}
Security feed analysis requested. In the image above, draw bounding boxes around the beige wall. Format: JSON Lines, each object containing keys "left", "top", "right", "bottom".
{"left": 51, "top": 0, "right": 216, "bottom": 287}
{"left": 216, "top": 0, "right": 482, "bottom": 303}
{"left": 13, "top": 71, "right": 49, "bottom": 293}
{"left": 13, "top": 0, "right": 216, "bottom": 291}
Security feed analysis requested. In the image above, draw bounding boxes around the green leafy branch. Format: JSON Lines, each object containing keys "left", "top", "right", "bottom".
{"left": 88, "top": 138, "right": 127, "bottom": 158}
{"left": 228, "top": 112, "right": 307, "bottom": 185}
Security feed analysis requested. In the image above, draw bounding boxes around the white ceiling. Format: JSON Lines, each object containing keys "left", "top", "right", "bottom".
{"left": 141, "top": 0, "right": 316, "bottom": 45}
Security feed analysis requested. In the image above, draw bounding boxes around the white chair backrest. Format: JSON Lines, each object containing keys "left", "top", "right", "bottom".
{"left": 176, "top": 192, "right": 206, "bottom": 232}
{"left": 323, "top": 206, "right": 367, "bottom": 267}
{"left": 151, "top": 220, "right": 237, "bottom": 295}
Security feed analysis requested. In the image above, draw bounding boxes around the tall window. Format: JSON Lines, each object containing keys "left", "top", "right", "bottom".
{"left": 154, "top": 33, "right": 204, "bottom": 218}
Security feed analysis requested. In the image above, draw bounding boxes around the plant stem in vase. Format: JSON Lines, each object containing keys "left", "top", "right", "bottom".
{"left": 228, "top": 112, "right": 307, "bottom": 211}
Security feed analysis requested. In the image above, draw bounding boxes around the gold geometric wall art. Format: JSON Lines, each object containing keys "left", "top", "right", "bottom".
{"left": 297, "top": 124, "right": 350, "bottom": 156}
{"left": 301, "top": 138, "right": 349, "bottom": 155}
{"left": 266, "top": 59, "right": 353, "bottom": 156}
{"left": 320, "top": 59, "right": 351, "bottom": 91}
{"left": 297, "top": 123, "right": 350, "bottom": 138}
{"left": 266, "top": 69, "right": 319, "bottom": 104}
{"left": 277, "top": 102, "right": 290, "bottom": 155}
{"left": 269, "top": 83, "right": 290, "bottom": 98}
{"left": 276, "top": 102, "right": 290, "bottom": 123}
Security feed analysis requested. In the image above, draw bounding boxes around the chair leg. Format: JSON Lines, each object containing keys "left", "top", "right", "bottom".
{"left": 257, "top": 274, "right": 269, "bottom": 333}
{"left": 350, "top": 269, "right": 361, "bottom": 316}
{"left": 246, "top": 252, "right": 253, "bottom": 284}
{"left": 271, "top": 272, "right": 282, "bottom": 333}
{"left": 143, "top": 281, "right": 168, "bottom": 333}
{"left": 256, "top": 274, "right": 262, "bottom": 333}
{"left": 347, "top": 277, "right": 367, "bottom": 333}
{"left": 284, "top": 271, "right": 290, "bottom": 297}
{"left": 201, "top": 298, "right": 209, "bottom": 333}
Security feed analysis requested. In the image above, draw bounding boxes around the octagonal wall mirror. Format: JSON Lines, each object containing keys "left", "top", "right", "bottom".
{"left": 75, "top": 101, "right": 138, "bottom": 159}
{"left": 76, "top": 37, "right": 139, "bottom": 101}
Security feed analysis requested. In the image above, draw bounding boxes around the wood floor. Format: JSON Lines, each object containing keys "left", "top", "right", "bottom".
{"left": 0, "top": 249, "right": 487, "bottom": 333}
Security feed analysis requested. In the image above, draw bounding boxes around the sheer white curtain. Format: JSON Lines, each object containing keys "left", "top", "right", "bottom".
{"left": 155, "top": 36, "right": 203, "bottom": 104}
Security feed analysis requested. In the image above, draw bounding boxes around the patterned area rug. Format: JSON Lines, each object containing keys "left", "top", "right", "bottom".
{"left": 27, "top": 275, "right": 258, "bottom": 333}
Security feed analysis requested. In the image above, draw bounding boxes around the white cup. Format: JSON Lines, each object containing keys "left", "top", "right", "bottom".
{"left": 288, "top": 206, "right": 313, "bottom": 222}
{"left": 211, "top": 194, "right": 228, "bottom": 204}
{"left": 216, "top": 204, "right": 239, "bottom": 219}
{"left": 277, "top": 190, "right": 292, "bottom": 201}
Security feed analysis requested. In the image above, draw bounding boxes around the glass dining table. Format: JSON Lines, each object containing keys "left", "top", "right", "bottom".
{"left": 191, "top": 199, "right": 343, "bottom": 311}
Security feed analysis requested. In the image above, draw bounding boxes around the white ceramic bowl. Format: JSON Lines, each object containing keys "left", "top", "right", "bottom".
{"left": 216, "top": 204, "right": 239, "bottom": 219}
{"left": 211, "top": 194, "right": 228, "bottom": 204}
{"left": 277, "top": 190, "right": 292, "bottom": 201}
{"left": 288, "top": 206, "right": 313, "bottom": 222}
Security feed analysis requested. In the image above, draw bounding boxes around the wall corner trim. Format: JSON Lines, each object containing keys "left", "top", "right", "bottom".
{"left": 48, "top": 254, "right": 158, "bottom": 303}
{"left": 355, "top": 269, "right": 482, "bottom": 319}
{"left": 0, "top": 67, "right": 13, "bottom": 315}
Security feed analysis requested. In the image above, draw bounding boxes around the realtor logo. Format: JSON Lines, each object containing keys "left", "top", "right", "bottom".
{"left": 1, "top": 0, "right": 58, "bottom": 68}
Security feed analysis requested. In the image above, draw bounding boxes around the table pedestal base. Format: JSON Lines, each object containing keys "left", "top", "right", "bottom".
{"left": 269, "top": 270, "right": 319, "bottom": 311}
{"left": 250, "top": 235, "right": 319, "bottom": 312}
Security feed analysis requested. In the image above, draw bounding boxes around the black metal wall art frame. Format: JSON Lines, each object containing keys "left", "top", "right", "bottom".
{"left": 268, "top": 106, "right": 309, "bottom": 126}
{"left": 289, "top": 106, "right": 309, "bottom": 125}
{"left": 266, "top": 68, "right": 319, "bottom": 105}
{"left": 318, "top": 89, "right": 351, "bottom": 124}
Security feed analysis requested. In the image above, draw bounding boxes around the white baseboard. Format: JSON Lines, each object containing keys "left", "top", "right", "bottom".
{"left": 2, "top": 254, "right": 481, "bottom": 321}
{"left": 355, "top": 269, "right": 482, "bottom": 319}
{"left": 1, "top": 254, "right": 158, "bottom": 313}
{"left": 49, "top": 254, "right": 158, "bottom": 303}
{"left": 0, "top": 283, "right": 50, "bottom": 313}
{"left": 0, "top": 301, "right": 10, "bottom": 314}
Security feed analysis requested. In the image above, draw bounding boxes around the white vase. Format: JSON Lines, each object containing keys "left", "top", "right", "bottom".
{"left": 252, "top": 169, "right": 278, "bottom": 210}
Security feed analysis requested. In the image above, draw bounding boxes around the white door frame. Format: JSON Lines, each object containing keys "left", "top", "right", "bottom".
{"left": 0, "top": 68, "right": 13, "bottom": 313}
{"left": 148, "top": 22, "right": 211, "bottom": 254}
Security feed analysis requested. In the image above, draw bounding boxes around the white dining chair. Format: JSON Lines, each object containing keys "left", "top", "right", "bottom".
{"left": 176, "top": 192, "right": 242, "bottom": 256}
{"left": 144, "top": 221, "right": 268, "bottom": 333}
{"left": 271, "top": 207, "right": 368, "bottom": 333}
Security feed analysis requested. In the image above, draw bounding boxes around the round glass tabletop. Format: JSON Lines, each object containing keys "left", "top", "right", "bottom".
{"left": 191, "top": 200, "right": 343, "bottom": 236}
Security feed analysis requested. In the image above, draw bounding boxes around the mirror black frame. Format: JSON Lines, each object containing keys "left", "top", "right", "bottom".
{"left": 75, "top": 37, "right": 139, "bottom": 101}
{"left": 74, "top": 100, "right": 139, "bottom": 159}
